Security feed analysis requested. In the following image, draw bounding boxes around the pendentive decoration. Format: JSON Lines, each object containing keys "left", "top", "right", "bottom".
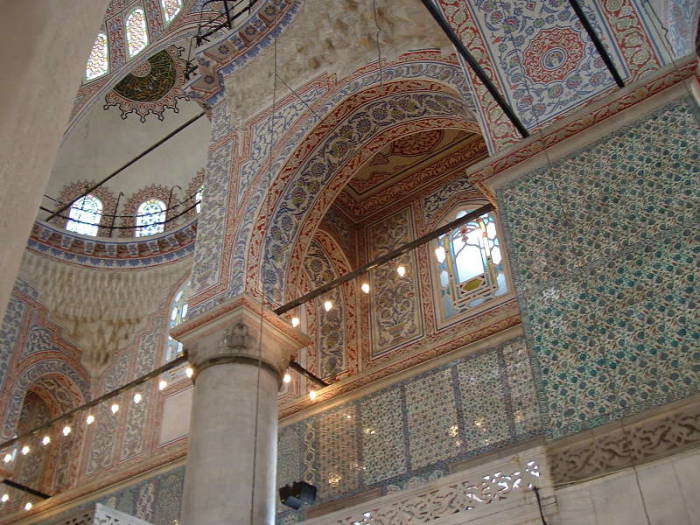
{"left": 104, "top": 46, "right": 190, "bottom": 122}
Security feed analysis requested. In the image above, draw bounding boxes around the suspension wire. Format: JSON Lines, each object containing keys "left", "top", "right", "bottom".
{"left": 372, "top": 0, "right": 384, "bottom": 87}
{"left": 275, "top": 73, "right": 323, "bottom": 122}
{"left": 249, "top": 32, "right": 279, "bottom": 525}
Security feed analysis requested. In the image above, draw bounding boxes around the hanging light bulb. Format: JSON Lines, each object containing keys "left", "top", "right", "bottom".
{"left": 133, "top": 392, "right": 143, "bottom": 404}
{"left": 85, "top": 414, "right": 95, "bottom": 425}
{"left": 434, "top": 245, "right": 446, "bottom": 263}
{"left": 309, "top": 390, "right": 317, "bottom": 401}
{"left": 323, "top": 300, "right": 333, "bottom": 312}
{"left": 111, "top": 403, "right": 120, "bottom": 414}
{"left": 1, "top": 493, "right": 8, "bottom": 503}
{"left": 62, "top": 425, "right": 72, "bottom": 437}
{"left": 159, "top": 379, "right": 168, "bottom": 391}
{"left": 361, "top": 282, "right": 370, "bottom": 294}
{"left": 3, "top": 453, "right": 12, "bottom": 464}
{"left": 24, "top": 502, "right": 32, "bottom": 511}
{"left": 396, "top": 265, "right": 407, "bottom": 277}
{"left": 21, "top": 445, "right": 30, "bottom": 456}
{"left": 185, "top": 366, "right": 194, "bottom": 378}
{"left": 283, "top": 372, "right": 291, "bottom": 384}
{"left": 291, "top": 316, "right": 300, "bottom": 328}
{"left": 41, "top": 435, "right": 51, "bottom": 446}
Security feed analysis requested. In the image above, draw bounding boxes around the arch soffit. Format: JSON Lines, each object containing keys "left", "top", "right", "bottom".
{"left": 243, "top": 78, "right": 480, "bottom": 302}
{"left": 2, "top": 360, "right": 88, "bottom": 439}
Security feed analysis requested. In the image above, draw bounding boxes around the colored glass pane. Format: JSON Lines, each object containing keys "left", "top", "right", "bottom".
{"left": 161, "top": 0, "right": 182, "bottom": 24}
{"left": 433, "top": 208, "right": 507, "bottom": 320}
{"left": 135, "top": 199, "right": 165, "bottom": 237}
{"left": 66, "top": 195, "right": 103, "bottom": 237}
{"left": 85, "top": 32, "right": 109, "bottom": 81}
{"left": 126, "top": 8, "right": 149, "bottom": 57}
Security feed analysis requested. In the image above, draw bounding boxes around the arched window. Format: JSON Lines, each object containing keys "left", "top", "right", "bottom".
{"left": 126, "top": 8, "right": 149, "bottom": 58}
{"left": 433, "top": 207, "right": 507, "bottom": 321}
{"left": 166, "top": 282, "right": 189, "bottom": 361}
{"left": 135, "top": 199, "right": 166, "bottom": 237}
{"left": 85, "top": 32, "right": 109, "bottom": 81}
{"left": 66, "top": 195, "right": 103, "bottom": 237}
{"left": 161, "top": 0, "right": 182, "bottom": 24}
{"left": 195, "top": 185, "right": 204, "bottom": 214}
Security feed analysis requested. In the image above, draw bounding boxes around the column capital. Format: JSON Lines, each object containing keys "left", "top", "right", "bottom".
{"left": 171, "top": 295, "right": 310, "bottom": 382}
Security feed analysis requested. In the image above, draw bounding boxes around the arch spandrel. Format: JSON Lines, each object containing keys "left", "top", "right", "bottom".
{"left": 245, "top": 80, "right": 481, "bottom": 304}
{"left": 188, "top": 55, "right": 486, "bottom": 316}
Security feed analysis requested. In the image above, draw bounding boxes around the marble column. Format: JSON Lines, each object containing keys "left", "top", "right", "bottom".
{"left": 171, "top": 296, "right": 310, "bottom": 525}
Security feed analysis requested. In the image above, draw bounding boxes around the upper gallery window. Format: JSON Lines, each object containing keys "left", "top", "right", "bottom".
{"left": 126, "top": 8, "right": 149, "bottom": 57}
{"left": 433, "top": 207, "right": 508, "bottom": 321}
{"left": 135, "top": 199, "right": 166, "bottom": 237}
{"left": 85, "top": 32, "right": 109, "bottom": 81}
{"left": 166, "top": 282, "right": 189, "bottom": 361}
{"left": 195, "top": 185, "right": 204, "bottom": 214}
{"left": 66, "top": 195, "right": 103, "bottom": 237}
{"left": 161, "top": 0, "right": 182, "bottom": 24}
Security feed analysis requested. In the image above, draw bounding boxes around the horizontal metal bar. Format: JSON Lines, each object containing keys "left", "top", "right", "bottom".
{"left": 1, "top": 479, "right": 51, "bottom": 500}
{"left": 289, "top": 360, "right": 329, "bottom": 387}
{"left": 567, "top": 0, "right": 625, "bottom": 88}
{"left": 274, "top": 203, "right": 494, "bottom": 316}
{"left": 46, "top": 112, "right": 207, "bottom": 222}
{"left": 418, "top": 0, "right": 529, "bottom": 138}
{"left": 0, "top": 356, "right": 188, "bottom": 452}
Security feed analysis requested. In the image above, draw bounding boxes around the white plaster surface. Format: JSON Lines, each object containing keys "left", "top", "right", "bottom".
{"left": 160, "top": 385, "right": 193, "bottom": 445}
{"left": 44, "top": 98, "right": 210, "bottom": 214}
{"left": 556, "top": 449, "right": 700, "bottom": 525}
{"left": 0, "top": 0, "right": 110, "bottom": 321}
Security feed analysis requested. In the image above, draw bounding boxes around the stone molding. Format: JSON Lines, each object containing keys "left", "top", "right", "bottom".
{"left": 171, "top": 295, "right": 311, "bottom": 381}
{"left": 548, "top": 397, "right": 700, "bottom": 485}
{"left": 303, "top": 446, "right": 555, "bottom": 525}
{"left": 45, "top": 503, "right": 152, "bottom": 525}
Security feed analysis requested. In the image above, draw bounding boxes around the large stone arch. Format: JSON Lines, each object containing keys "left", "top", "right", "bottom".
{"left": 188, "top": 53, "right": 482, "bottom": 316}
{"left": 243, "top": 78, "right": 481, "bottom": 304}
{"left": 1, "top": 359, "right": 88, "bottom": 440}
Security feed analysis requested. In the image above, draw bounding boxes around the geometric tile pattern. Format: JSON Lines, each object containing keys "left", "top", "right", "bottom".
{"left": 277, "top": 336, "right": 540, "bottom": 516}
{"left": 405, "top": 369, "right": 459, "bottom": 469}
{"left": 499, "top": 98, "right": 700, "bottom": 439}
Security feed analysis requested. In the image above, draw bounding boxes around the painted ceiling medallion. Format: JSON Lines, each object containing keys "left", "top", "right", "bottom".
{"left": 390, "top": 129, "right": 444, "bottom": 156}
{"left": 523, "top": 27, "right": 586, "bottom": 84}
{"left": 104, "top": 46, "right": 190, "bottom": 122}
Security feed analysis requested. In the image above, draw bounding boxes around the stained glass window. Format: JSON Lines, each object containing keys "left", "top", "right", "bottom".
{"left": 85, "top": 32, "right": 109, "bottom": 81}
{"left": 161, "top": 0, "right": 182, "bottom": 24}
{"left": 166, "top": 283, "right": 189, "bottom": 361}
{"left": 66, "top": 195, "right": 103, "bottom": 237}
{"left": 126, "top": 8, "right": 149, "bottom": 58}
{"left": 433, "top": 208, "right": 507, "bottom": 321}
{"left": 135, "top": 199, "right": 166, "bottom": 237}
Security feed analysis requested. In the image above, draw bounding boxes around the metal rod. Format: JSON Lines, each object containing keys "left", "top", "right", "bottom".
{"left": 0, "top": 356, "right": 188, "bottom": 452}
{"left": 109, "top": 192, "right": 124, "bottom": 237}
{"left": 46, "top": 112, "right": 207, "bottom": 222}
{"left": 1, "top": 479, "right": 51, "bottom": 500}
{"left": 418, "top": 0, "right": 529, "bottom": 138}
{"left": 567, "top": 0, "right": 625, "bottom": 88}
{"left": 274, "top": 203, "right": 494, "bottom": 316}
{"left": 289, "top": 360, "right": 329, "bottom": 387}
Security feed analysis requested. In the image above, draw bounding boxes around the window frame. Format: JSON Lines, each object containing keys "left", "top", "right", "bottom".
{"left": 125, "top": 6, "right": 150, "bottom": 58}
{"left": 135, "top": 198, "right": 166, "bottom": 237}
{"left": 83, "top": 31, "right": 110, "bottom": 83}
{"left": 66, "top": 194, "right": 104, "bottom": 237}
{"left": 428, "top": 200, "right": 513, "bottom": 328}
